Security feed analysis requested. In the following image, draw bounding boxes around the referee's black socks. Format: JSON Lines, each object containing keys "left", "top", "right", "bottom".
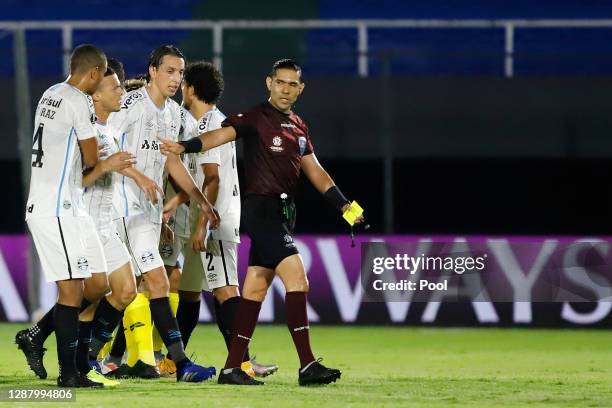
{"left": 149, "top": 297, "right": 188, "bottom": 367}
{"left": 53, "top": 303, "right": 80, "bottom": 376}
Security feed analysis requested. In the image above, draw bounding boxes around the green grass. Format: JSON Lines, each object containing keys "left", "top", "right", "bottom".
{"left": 0, "top": 324, "right": 611, "bottom": 407}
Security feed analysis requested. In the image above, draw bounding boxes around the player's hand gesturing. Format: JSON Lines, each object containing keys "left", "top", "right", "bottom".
{"left": 134, "top": 174, "right": 164, "bottom": 205}
{"left": 199, "top": 202, "right": 220, "bottom": 230}
{"left": 160, "top": 139, "right": 185, "bottom": 156}
{"left": 101, "top": 151, "right": 135, "bottom": 173}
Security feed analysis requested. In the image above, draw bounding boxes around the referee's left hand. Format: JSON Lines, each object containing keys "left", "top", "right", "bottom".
{"left": 160, "top": 139, "right": 185, "bottom": 156}
{"left": 341, "top": 203, "right": 365, "bottom": 224}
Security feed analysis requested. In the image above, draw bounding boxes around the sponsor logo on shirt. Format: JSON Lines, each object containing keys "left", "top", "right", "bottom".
{"left": 270, "top": 136, "right": 284, "bottom": 152}
{"left": 140, "top": 139, "right": 160, "bottom": 151}
{"left": 121, "top": 91, "right": 144, "bottom": 110}
{"left": 281, "top": 123, "right": 297, "bottom": 129}
{"left": 63, "top": 201, "right": 71, "bottom": 210}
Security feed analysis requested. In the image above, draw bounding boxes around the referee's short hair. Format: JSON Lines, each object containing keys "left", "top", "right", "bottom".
{"left": 184, "top": 61, "right": 224, "bottom": 105}
{"left": 70, "top": 44, "right": 106, "bottom": 75}
{"left": 270, "top": 58, "right": 302, "bottom": 82}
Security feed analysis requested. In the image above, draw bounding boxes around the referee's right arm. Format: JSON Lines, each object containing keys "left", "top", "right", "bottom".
{"left": 160, "top": 126, "right": 237, "bottom": 155}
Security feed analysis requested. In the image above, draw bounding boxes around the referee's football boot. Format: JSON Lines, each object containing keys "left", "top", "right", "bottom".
{"left": 298, "top": 358, "right": 341, "bottom": 386}
{"left": 15, "top": 329, "right": 47, "bottom": 379}
{"left": 218, "top": 368, "right": 264, "bottom": 385}
{"left": 176, "top": 361, "right": 216, "bottom": 382}
{"left": 57, "top": 372, "right": 104, "bottom": 388}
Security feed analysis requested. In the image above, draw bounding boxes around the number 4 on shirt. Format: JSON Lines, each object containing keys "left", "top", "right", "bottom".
{"left": 31, "top": 123, "right": 44, "bottom": 168}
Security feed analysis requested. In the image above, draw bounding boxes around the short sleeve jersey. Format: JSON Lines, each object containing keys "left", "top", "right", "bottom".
{"left": 26, "top": 82, "right": 97, "bottom": 220}
{"left": 108, "top": 87, "right": 180, "bottom": 223}
{"left": 83, "top": 122, "right": 120, "bottom": 240}
{"left": 221, "top": 102, "right": 313, "bottom": 198}
{"left": 194, "top": 107, "right": 241, "bottom": 243}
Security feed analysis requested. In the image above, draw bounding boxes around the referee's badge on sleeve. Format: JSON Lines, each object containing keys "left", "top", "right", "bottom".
{"left": 298, "top": 136, "right": 307, "bottom": 155}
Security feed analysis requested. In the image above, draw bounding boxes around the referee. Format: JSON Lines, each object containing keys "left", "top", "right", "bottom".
{"left": 161, "top": 59, "right": 364, "bottom": 386}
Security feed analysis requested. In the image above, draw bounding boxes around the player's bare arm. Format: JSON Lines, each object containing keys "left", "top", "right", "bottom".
{"left": 301, "top": 153, "right": 364, "bottom": 222}
{"left": 79, "top": 136, "right": 100, "bottom": 169}
{"left": 162, "top": 188, "right": 189, "bottom": 223}
{"left": 190, "top": 163, "right": 220, "bottom": 252}
{"left": 160, "top": 126, "right": 237, "bottom": 155}
{"left": 82, "top": 151, "right": 135, "bottom": 187}
{"left": 165, "top": 152, "right": 220, "bottom": 229}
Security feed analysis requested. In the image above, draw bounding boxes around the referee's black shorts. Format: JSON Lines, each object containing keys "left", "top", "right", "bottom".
{"left": 242, "top": 194, "right": 298, "bottom": 269}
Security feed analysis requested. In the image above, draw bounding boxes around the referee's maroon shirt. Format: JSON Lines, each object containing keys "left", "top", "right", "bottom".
{"left": 222, "top": 101, "right": 314, "bottom": 197}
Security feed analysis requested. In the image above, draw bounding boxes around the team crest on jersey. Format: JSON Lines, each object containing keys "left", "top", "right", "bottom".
{"left": 76, "top": 257, "right": 89, "bottom": 271}
{"left": 270, "top": 136, "right": 284, "bottom": 152}
{"left": 141, "top": 251, "right": 155, "bottom": 265}
{"left": 63, "top": 200, "right": 71, "bottom": 210}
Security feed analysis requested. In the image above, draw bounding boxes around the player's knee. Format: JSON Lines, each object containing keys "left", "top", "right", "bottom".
{"left": 144, "top": 271, "right": 170, "bottom": 296}
{"left": 243, "top": 285, "right": 268, "bottom": 302}
{"left": 284, "top": 275, "right": 309, "bottom": 293}
{"left": 88, "top": 277, "right": 111, "bottom": 300}
{"left": 213, "top": 286, "right": 239, "bottom": 303}
{"left": 168, "top": 270, "right": 181, "bottom": 292}
{"left": 117, "top": 286, "right": 137, "bottom": 308}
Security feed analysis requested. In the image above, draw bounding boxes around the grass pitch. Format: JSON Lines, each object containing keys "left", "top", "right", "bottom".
{"left": 0, "top": 323, "right": 611, "bottom": 407}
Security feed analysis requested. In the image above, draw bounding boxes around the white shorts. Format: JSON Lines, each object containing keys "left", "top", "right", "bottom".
{"left": 101, "top": 227, "right": 132, "bottom": 273}
{"left": 115, "top": 214, "right": 163, "bottom": 276}
{"left": 27, "top": 216, "right": 107, "bottom": 283}
{"left": 183, "top": 240, "right": 238, "bottom": 292}
{"left": 160, "top": 234, "right": 189, "bottom": 267}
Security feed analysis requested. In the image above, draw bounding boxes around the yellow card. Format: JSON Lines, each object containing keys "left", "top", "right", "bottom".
{"left": 342, "top": 201, "right": 364, "bottom": 226}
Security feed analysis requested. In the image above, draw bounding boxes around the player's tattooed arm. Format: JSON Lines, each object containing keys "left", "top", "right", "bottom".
{"left": 160, "top": 126, "right": 237, "bottom": 155}
{"left": 165, "top": 153, "right": 220, "bottom": 229}
{"left": 82, "top": 151, "right": 135, "bottom": 187}
{"left": 119, "top": 166, "right": 164, "bottom": 204}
